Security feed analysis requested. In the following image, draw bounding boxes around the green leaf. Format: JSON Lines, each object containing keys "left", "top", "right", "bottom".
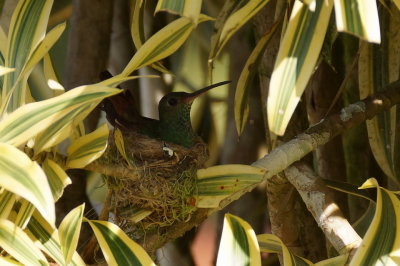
{"left": 0, "top": 191, "right": 16, "bottom": 219}
{"left": 257, "top": 234, "right": 313, "bottom": 265}
{"left": 333, "top": 0, "right": 380, "bottom": 43}
{"left": 213, "top": 0, "right": 271, "bottom": 59}
{"left": 14, "top": 199, "right": 35, "bottom": 229}
{"left": 195, "top": 164, "right": 265, "bottom": 208}
{"left": 358, "top": 4, "right": 400, "bottom": 184}
{"left": 267, "top": 0, "right": 334, "bottom": 135}
{"left": 350, "top": 178, "right": 400, "bottom": 265}
{"left": 85, "top": 219, "right": 156, "bottom": 266}
{"left": 0, "top": 84, "right": 120, "bottom": 147}
{"left": 119, "top": 15, "right": 212, "bottom": 78}
{"left": 0, "top": 256, "right": 22, "bottom": 266}
{"left": 26, "top": 211, "right": 86, "bottom": 266}
{"left": 0, "top": 219, "right": 49, "bottom": 266}
{"left": 41, "top": 159, "right": 71, "bottom": 201}
{"left": 2, "top": 0, "right": 54, "bottom": 112}
{"left": 155, "top": 0, "right": 202, "bottom": 24}
{"left": 234, "top": 22, "right": 279, "bottom": 135}
{"left": 216, "top": 214, "right": 261, "bottom": 266}
{"left": 67, "top": 123, "right": 109, "bottom": 168}
{"left": 59, "top": 204, "right": 84, "bottom": 265}
{"left": 0, "top": 143, "right": 55, "bottom": 225}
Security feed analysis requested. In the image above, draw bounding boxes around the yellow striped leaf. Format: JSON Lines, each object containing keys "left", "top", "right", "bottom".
{"left": 214, "top": 0, "right": 271, "bottom": 58}
{"left": 394, "top": 0, "right": 400, "bottom": 10}
{"left": 333, "top": 0, "right": 380, "bottom": 43}
{"left": 131, "top": 0, "right": 172, "bottom": 74}
{"left": 42, "top": 159, "right": 71, "bottom": 201}
{"left": 155, "top": 0, "right": 202, "bottom": 24}
{"left": 358, "top": 4, "right": 400, "bottom": 183}
{"left": 27, "top": 211, "right": 86, "bottom": 266}
{"left": 0, "top": 219, "right": 48, "bottom": 266}
{"left": 58, "top": 204, "right": 84, "bottom": 265}
{"left": 257, "top": 234, "right": 313, "bottom": 265}
{"left": 268, "top": 0, "right": 333, "bottom": 135}
{"left": 216, "top": 214, "right": 261, "bottom": 266}
{"left": 14, "top": 199, "right": 35, "bottom": 229}
{"left": 315, "top": 255, "right": 349, "bottom": 266}
{"left": 0, "top": 143, "right": 55, "bottom": 225}
{"left": 350, "top": 178, "right": 400, "bottom": 265}
{"left": 33, "top": 103, "right": 91, "bottom": 154}
{"left": 0, "top": 85, "right": 119, "bottom": 147}
{"left": 114, "top": 127, "right": 130, "bottom": 164}
{"left": 67, "top": 124, "right": 109, "bottom": 168}
{"left": 43, "top": 54, "right": 64, "bottom": 95}
{"left": 2, "top": 0, "right": 54, "bottom": 112}
{"left": 0, "top": 66, "right": 14, "bottom": 76}
{"left": 0, "top": 191, "right": 16, "bottom": 219}
{"left": 85, "top": 219, "right": 156, "bottom": 266}
{"left": 0, "top": 256, "right": 22, "bottom": 266}
{"left": 120, "top": 15, "right": 211, "bottom": 77}
{"left": 195, "top": 164, "right": 265, "bottom": 208}
{"left": 234, "top": 22, "right": 279, "bottom": 135}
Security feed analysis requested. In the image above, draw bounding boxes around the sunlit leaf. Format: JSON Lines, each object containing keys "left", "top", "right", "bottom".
{"left": 85, "top": 219, "right": 156, "bottom": 266}
{"left": 59, "top": 204, "right": 84, "bottom": 265}
{"left": 0, "top": 143, "right": 55, "bottom": 225}
{"left": 350, "top": 178, "right": 400, "bottom": 265}
{"left": 67, "top": 123, "right": 109, "bottom": 168}
{"left": 2, "top": 0, "right": 54, "bottom": 111}
{"left": 14, "top": 199, "right": 35, "bottom": 229}
{"left": 257, "top": 234, "right": 313, "bottom": 265}
{"left": 216, "top": 214, "right": 261, "bottom": 266}
{"left": 0, "top": 190, "right": 16, "bottom": 219}
{"left": 196, "top": 164, "right": 265, "bottom": 208}
{"left": 0, "top": 85, "right": 119, "bottom": 147}
{"left": 333, "top": 0, "right": 380, "bottom": 43}
{"left": 214, "top": 0, "right": 271, "bottom": 58}
{"left": 27, "top": 211, "right": 85, "bottom": 266}
{"left": 0, "top": 66, "right": 15, "bottom": 76}
{"left": 0, "top": 219, "right": 48, "bottom": 266}
{"left": 155, "top": 0, "right": 202, "bottom": 24}
{"left": 42, "top": 159, "right": 71, "bottom": 201}
{"left": 267, "top": 0, "right": 333, "bottom": 135}
{"left": 120, "top": 15, "right": 212, "bottom": 77}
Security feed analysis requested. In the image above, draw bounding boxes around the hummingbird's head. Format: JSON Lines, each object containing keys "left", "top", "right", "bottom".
{"left": 158, "top": 81, "right": 231, "bottom": 120}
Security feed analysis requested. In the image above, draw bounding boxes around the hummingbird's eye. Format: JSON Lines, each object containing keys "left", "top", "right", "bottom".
{"left": 168, "top": 98, "right": 178, "bottom": 106}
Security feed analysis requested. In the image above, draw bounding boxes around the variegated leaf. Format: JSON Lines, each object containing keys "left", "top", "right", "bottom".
{"left": 235, "top": 22, "right": 278, "bottom": 135}
{"left": 85, "top": 218, "right": 156, "bottom": 266}
{"left": 67, "top": 124, "right": 109, "bottom": 168}
{"left": 257, "top": 234, "right": 313, "bottom": 265}
{"left": 155, "top": 0, "right": 202, "bottom": 24}
{"left": 58, "top": 204, "right": 84, "bottom": 265}
{"left": 268, "top": 0, "right": 334, "bottom": 135}
{"left": 216, "top": 214, "right": 261, "bottom": 266}
{"left": 214, "top": 0, "right": 271, "bottom": 59}
{"left": 2, "top": 0, "right": 53, "bottom": 112}
{"left": 0, "top": 143, "right": 55, "bottom": 225}
{"left": 41, "top": 159, "right": 71, "bottom": 201}
{"left": 195, "top": 164, "right": 265, "bottom": 208}
{"left": 333, "top": 0, "right": 380, "bottom": 43}
{"left": 0, "top": 219, "right": 48, "bottom": 266}
{"left": 350, "top": 178, "right": 400, "bottom": 265}
{"left": 0, "top": 85, "right": 119, "bottom": 147}
{"left": 26, "top": 211, "right": 86, "bottom": 266}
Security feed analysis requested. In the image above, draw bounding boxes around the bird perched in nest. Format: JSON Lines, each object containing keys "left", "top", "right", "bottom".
{"left": 100, "top": 71, "right": 230, "bottom": 148}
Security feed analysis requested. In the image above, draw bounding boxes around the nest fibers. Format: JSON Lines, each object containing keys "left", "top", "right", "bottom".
{"left": 101, "top": 129, "right": 209, "bottom": 240}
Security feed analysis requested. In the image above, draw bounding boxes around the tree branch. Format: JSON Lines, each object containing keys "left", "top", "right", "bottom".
{"left": 284, "top": 162, "right": 361, "bottom": 257}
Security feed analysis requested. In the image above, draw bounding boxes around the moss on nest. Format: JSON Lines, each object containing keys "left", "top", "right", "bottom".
{"left": 101, "top": 129, "right": 208, "bottom": 239}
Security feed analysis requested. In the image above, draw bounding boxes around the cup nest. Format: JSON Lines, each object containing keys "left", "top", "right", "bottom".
{"left": 100, "top": 129, "right": 209, "bottom": 239}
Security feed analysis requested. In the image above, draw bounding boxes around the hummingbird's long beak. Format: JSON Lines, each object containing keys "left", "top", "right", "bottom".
{"left": 183, "top": 80, "right": 231, "bottom": 103}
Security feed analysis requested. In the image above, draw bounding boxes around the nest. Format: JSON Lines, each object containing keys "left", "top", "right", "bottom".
{"left": 100, "top": 129, "right": 208, "bottom": 240}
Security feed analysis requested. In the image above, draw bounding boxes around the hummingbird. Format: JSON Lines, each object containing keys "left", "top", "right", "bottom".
{"left": 100, "top": 72, "right": 230, "bottom": 148}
